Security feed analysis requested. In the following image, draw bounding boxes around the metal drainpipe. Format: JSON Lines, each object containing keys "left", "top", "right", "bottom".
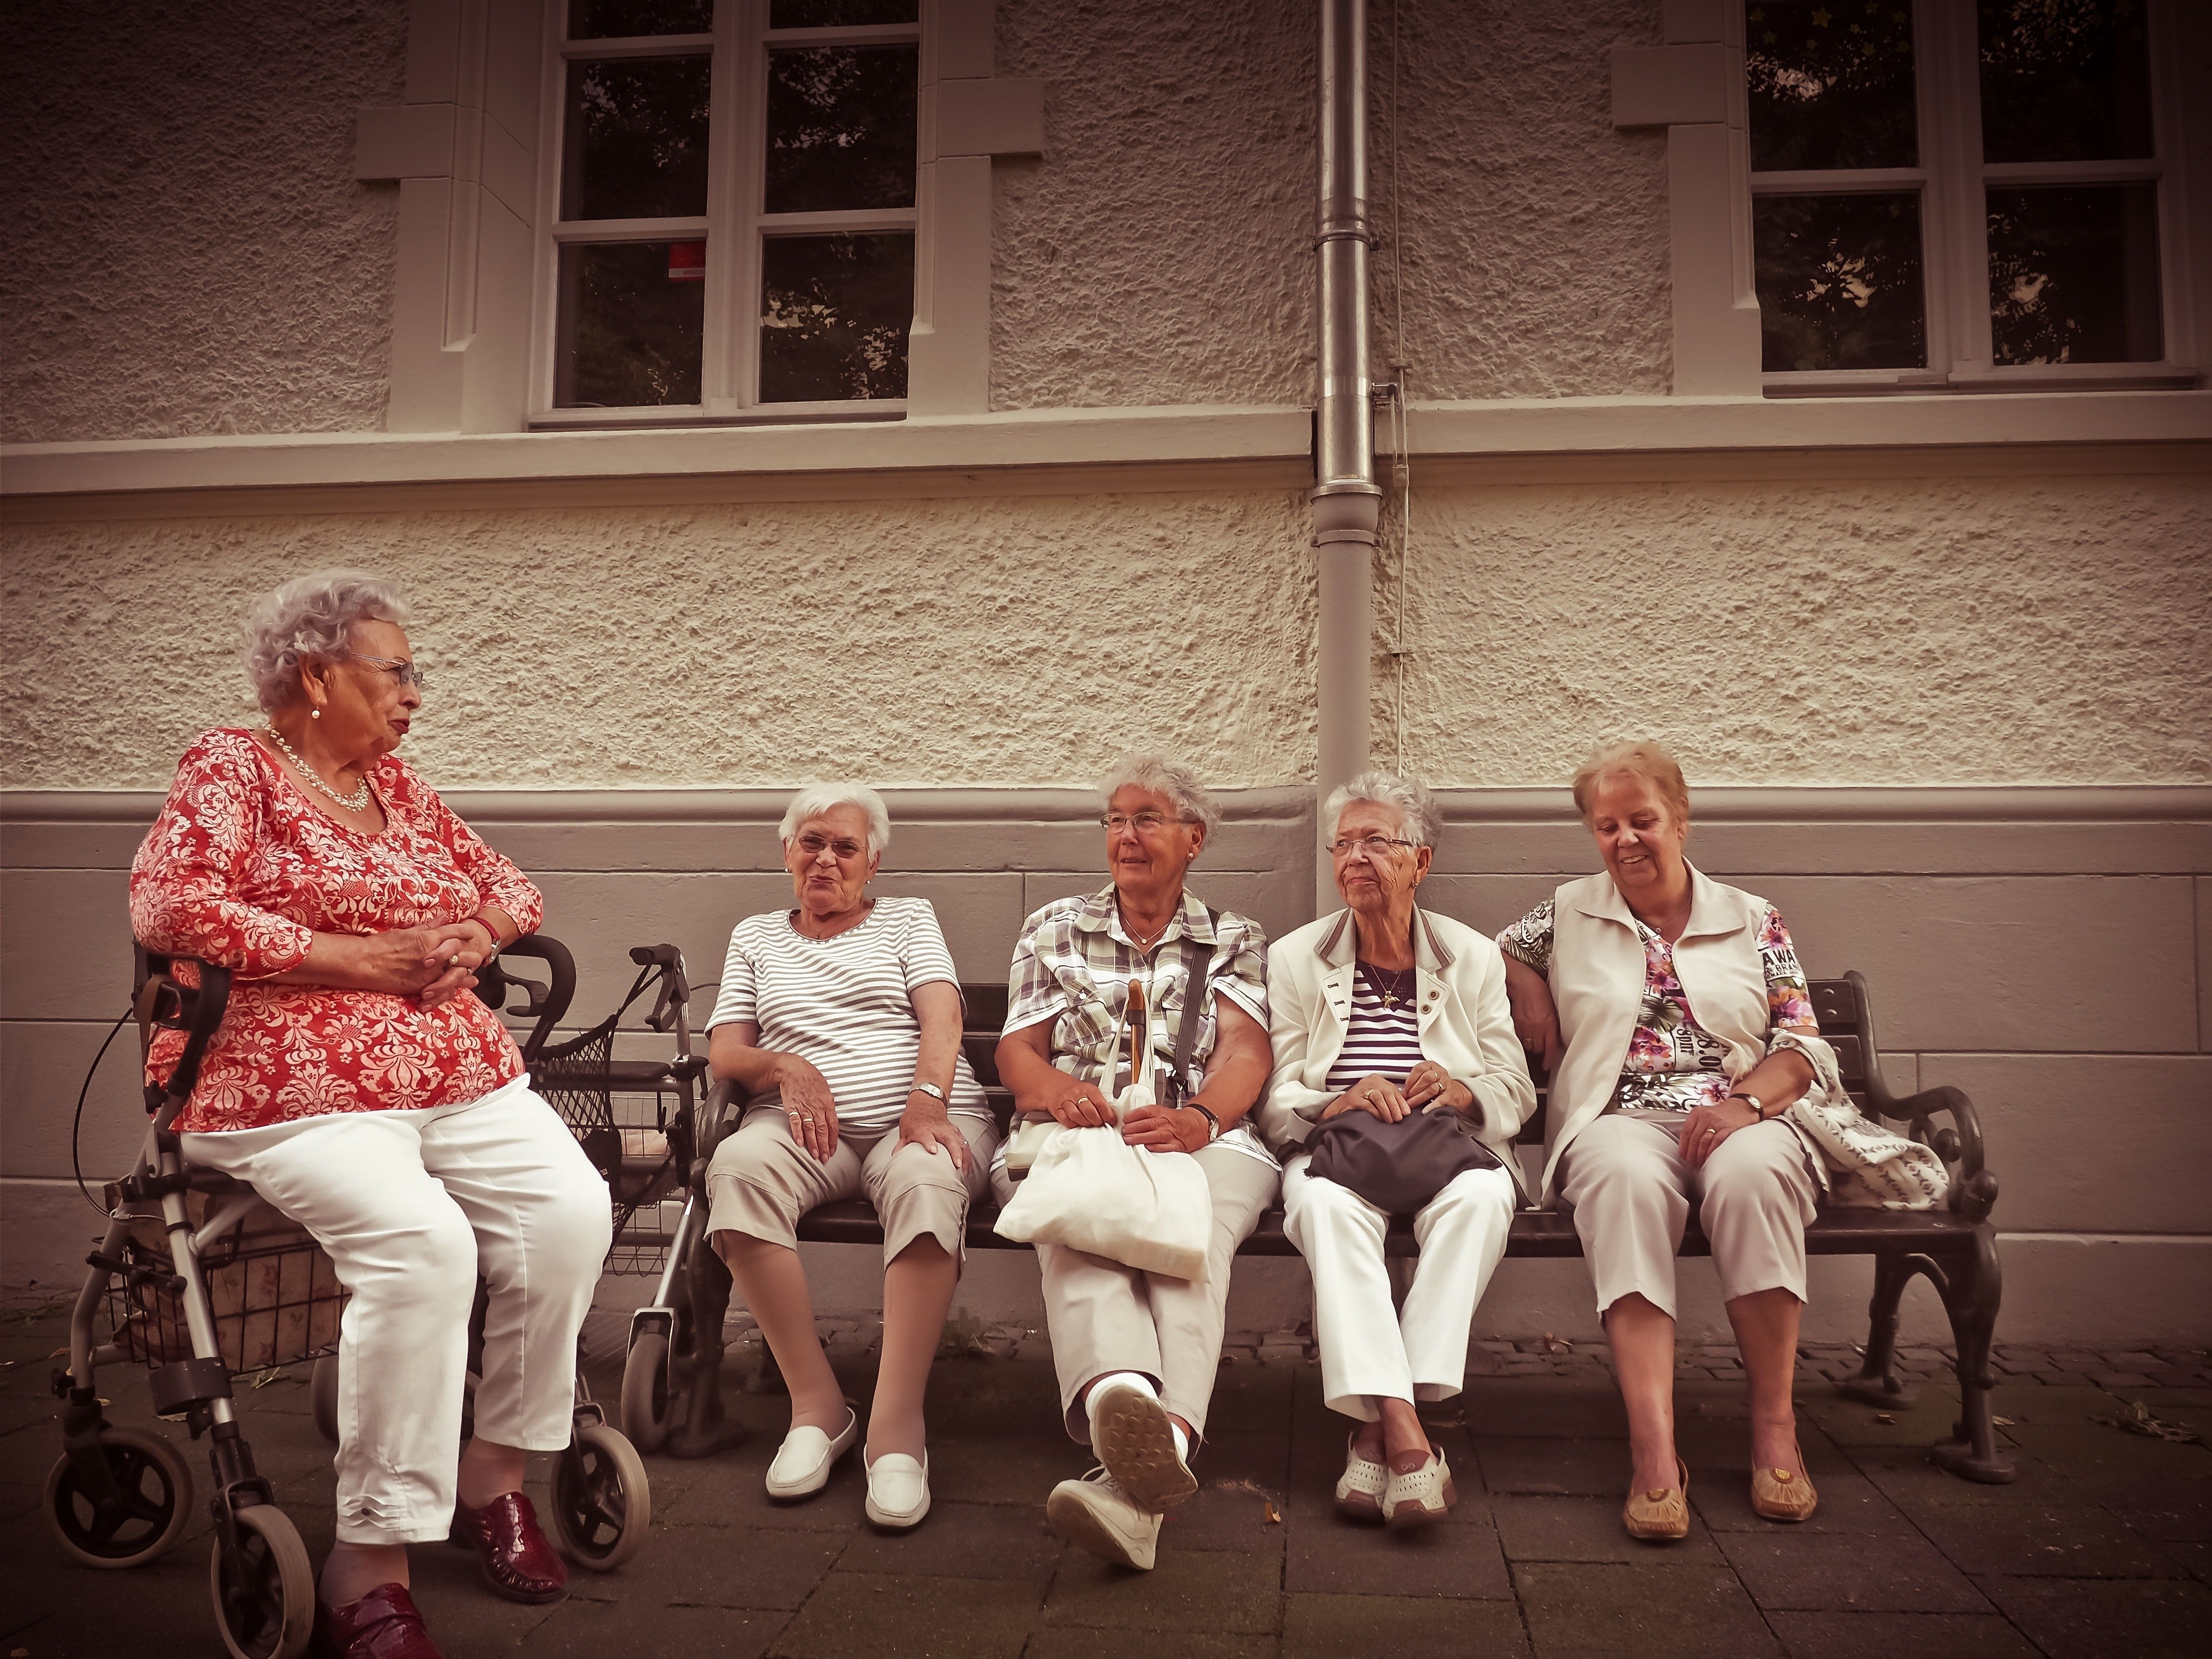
{"left": 1311, "top": 0, "right": 1382, "bottom": 913}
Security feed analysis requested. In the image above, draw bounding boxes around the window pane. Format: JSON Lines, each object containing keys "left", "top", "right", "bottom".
{"left": 555, "top": 241, "right": 705, "bottom": 407}
{"left": 561, "top": 55, "right": 712, "bottom": 221}
{"left": 568, "top": 0, "right": 712, "bottom": 37}
{"left": 759, "top": 232, "right": 913, "bottom": 401}
{"left": 1745, "top": 0, "right": 1917, "bottom": 171}
{"left": 1978, "top": 0, "right": 2154, "bottom": 164}
{"left": 1988, "top": 183, "right": 2162, "bottom": 363}
{"left": 770, "top": 0, "right": 919, "bottom": 25}
{"left": 763, "top": 46, "right": 917, "bottom": 213}
{"left": 1754, "top": 192, "right": 1926, "bottom": 371}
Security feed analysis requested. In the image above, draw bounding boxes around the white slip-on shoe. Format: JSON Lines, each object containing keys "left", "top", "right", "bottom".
{"left": 1335, "top": 1432, "right": 1390, "bottom": 1522}
{"left": 1383, "top": 1445, "right": 1458, "bottom": 1531}
{"left": 1088, "top": 1382, "right": 1198, "bottom": 1513}
{"left": 1046, "top": 1468, "right": 1161, "bottom": 1571}
{"left": 765, "top": 1407, "right": 859, "bottom": 1501}
{"left": 863, "top": 1451, "right": 931, "bottom": 1530}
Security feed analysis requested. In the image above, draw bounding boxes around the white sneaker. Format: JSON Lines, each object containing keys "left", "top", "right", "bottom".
{"left": 765, "top": 1407, "right": 859, "bottom": 1500}
{"left": 864, "top": 1451, "right": 931, "bottom": 1530}
{"left": 1046, "top": 1468, "right": 1161, "bottom": 1571}
{"left": 1088, "top": 1381, "right": 1197, "bottom": 1513}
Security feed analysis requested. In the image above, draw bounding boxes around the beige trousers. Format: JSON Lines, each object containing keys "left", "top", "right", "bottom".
{"left": 992, "top": 1142, "right": 1280, "bottom": 1444}
{"left": 1556, "top": 1110, "right": 1819, "bottom": 1319}
{"left": 706, "top": 1106, "right": 996, "bottom": 1268}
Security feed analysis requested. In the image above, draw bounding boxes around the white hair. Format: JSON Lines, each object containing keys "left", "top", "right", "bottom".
{"left": 243, "top": 570, "right": 411, "bottom": 712}
{"left": 1325, "top": 769, "right": 1442, "bottom": 849}
{"left": 1099, "top": 754, "right": 1220, "bottom": 838}
{"left": 780, "top": 783, "right": 891, "bottom": 858}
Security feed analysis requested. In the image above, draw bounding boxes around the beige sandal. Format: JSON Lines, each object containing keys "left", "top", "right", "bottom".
{"left": 1623, "top": 1456, "right": 1690, "bottom": 1541}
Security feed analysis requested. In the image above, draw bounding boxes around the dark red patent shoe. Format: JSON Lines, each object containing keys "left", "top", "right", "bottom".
{"left": 312, "top": 1582, "right": 443, "bottom": 1659}
{"left": 448, "top": 1490, "right": 569, "bottom": 1604}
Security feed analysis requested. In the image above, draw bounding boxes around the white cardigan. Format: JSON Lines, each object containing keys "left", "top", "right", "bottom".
{"left": 1261, "top": 906, "right": 1537, "bottom": 1207}
{"left": 1538, "top": 865, "right": 1775, "bottom": 1203}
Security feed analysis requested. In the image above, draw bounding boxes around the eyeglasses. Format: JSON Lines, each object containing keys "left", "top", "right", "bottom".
{"left": 345, "top": 651, "right": 430, "bottom": 691}
{"left": 1100, "top": 812, "right": 1193, "bottom": 835}
{"left": 794, "top": 832, "right": 867, "bottom": 861}
{"left": 1327, "top": 834, "right": 1417, "bottom": 860}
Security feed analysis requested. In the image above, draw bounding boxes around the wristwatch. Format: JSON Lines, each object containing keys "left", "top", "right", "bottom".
{"left": 908, "top": 1081, "right": 947, "bottom": 1104}
{"left": 1731, "top": 1091, "right": 1769, "bottom": 1119}
{"left": 1183, "top": 1102, "right": 1222, "bottom": 1142}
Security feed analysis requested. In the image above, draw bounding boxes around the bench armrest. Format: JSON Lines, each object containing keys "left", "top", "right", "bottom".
{"left": 1873, "top": 1082, "right": 1998, "bottom": 1225}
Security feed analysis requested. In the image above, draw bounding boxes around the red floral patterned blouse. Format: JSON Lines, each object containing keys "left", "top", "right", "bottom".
{"left": 130, "top": 729, "right": 545, "bottom": 1133}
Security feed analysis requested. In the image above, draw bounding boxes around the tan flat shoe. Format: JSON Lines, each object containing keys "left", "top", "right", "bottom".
{"left": 1623, "top": 1456, "right": 1690, "bottom": 1541}
{"left": 1750, "top": 1443, "right": 1818, "bottom": 1522}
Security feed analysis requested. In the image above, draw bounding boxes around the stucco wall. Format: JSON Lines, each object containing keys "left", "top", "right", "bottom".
{"left": 1373, "top": 0, "right": 1671, "bottom": 401}
{"left": 0, "top": 491, "right": 1319, "bottom": 790}
{"left": 1382, "top": 472, "right": 2212, "bottom": 786}
{"left": 0, "top": 0, "right": 409, "bottom": 445}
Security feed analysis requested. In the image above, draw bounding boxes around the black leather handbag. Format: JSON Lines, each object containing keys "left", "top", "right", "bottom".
{"left": 1305, "top": 1105, "right": 1501, "bottom": 1216}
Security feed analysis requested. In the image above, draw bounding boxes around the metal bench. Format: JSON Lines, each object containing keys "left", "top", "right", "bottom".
{"left": 784, "top": 973, "right": 2013, "bottom": 1483}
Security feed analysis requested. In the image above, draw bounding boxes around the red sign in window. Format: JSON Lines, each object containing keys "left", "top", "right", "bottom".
{"left": 668, "top": 242, "right": 706, "bottom": 282}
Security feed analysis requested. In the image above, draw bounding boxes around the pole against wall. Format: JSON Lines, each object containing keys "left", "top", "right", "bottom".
{"left": 1312, "top": 0, "right": 1383, "bottom": 914}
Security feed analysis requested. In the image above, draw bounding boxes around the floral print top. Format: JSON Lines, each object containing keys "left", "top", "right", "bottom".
{"left": 129, "top": 728, "right": 544, "bottom": 1132}
{"left": 1496, "top": 899, "right": 1815, "bottom": 1112}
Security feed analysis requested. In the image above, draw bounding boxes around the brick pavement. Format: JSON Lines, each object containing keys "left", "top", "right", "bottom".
{"left": 2, "top": 1307, "right": 2206, "bottom": 1658}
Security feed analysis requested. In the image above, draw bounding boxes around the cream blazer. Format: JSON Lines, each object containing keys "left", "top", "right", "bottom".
{"left": 1261, "top": 906, "right": 1538, "bottom": 1207}
{"left": 1539, "top": 865, "right": 1775, "bottom": 1204}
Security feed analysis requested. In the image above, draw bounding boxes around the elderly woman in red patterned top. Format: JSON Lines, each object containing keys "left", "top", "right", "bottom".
{"left": 130, "top": 571, "right": 611, "bottom": 1659}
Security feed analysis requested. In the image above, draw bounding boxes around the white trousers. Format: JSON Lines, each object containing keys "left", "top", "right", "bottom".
{"left": 1556, "top": 1110, "right": 1820, "bottom": 1320}
{"left": 1281, "top": 1153, "right": 1518, "bottom": 1421}
{"left": 180, "top": 1075, "right": 612, "bottom": 1545}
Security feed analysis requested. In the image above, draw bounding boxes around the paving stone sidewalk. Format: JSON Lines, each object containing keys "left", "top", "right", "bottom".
{"left": 2, "top": 1307, "right": 2205, "bottom": 1659}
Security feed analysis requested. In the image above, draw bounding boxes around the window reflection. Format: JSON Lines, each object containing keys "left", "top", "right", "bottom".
{"left": 1988, "top": 183, "right": 2162, "bottom": 363}
{"left": 568, "top": 0, "right": 712, "bottom": 38}
{"left": 1978, "top": 0, "right": 2154, "bottom": 164}
{"left": 759, "top": 233, "right": 914, "bottom": 401}
{"left": 764, "top": 46, "right": 919, "bottom": 213}
{"left": 556, "top": 242, "right": 706, "bottom": 407}
{"left": 1747, "top": 0, "right": 1918, "bottom": 172}
{"left": 563, "top": 55, "right": 712, "bottom": 221}
{"left": 769, "top": 0, "right": 919, "bottom": 25}
{"left": 1754, "top": 193, "right": 1926, "bottom": 371}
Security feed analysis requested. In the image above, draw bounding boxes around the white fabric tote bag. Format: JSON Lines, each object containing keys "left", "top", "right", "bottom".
{"left": 993, "top": 975, "right": 1214, "bottom": 1281}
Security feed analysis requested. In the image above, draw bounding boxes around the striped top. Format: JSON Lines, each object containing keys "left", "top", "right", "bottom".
{"left": 1322, "top": 963, "right": 1428, "bottom": 1093}
{"left": 708, "top": 896, "right": 988, "bottom": 1134}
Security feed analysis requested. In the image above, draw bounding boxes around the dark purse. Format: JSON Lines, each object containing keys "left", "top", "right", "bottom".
{"left": 1305, "top": 1104, "right": 1501, "bottom": 1216}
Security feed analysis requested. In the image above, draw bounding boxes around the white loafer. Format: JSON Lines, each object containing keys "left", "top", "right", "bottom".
{"left": 863, "top": 1451, "right": 931, "bottom": 1530}
{"left": 765, "top": 1407, "right": 859, "bottom": 1501}
{"left": 1089, "top": 1382, "right": 1197, "bottom": 1513}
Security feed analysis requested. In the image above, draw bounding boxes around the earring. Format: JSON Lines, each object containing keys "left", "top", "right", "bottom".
{"left": 310, "top": 708, "right": 321, "bottom": 720}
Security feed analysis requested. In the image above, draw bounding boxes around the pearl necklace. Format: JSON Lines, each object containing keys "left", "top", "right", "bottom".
{"left": 266, "top": 725, "right": 373, "bottom": 812}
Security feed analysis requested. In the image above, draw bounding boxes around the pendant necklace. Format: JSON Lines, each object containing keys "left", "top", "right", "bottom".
{"left": 1359, "top": 960, "right": 1416, "bottom": 1008}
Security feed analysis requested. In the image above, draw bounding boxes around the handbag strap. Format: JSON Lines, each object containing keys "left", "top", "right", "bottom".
{"left": 1162, "top": 906, "right": 1220, "bottom": 1109}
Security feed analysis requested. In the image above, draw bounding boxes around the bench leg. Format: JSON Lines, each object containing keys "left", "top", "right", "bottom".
{"left": 1929, "top": 1225, "right": 2016, "bottom": 1485}
{"left": 667, "top": 1235, "right": 748, "bottom": 1458}
{"left": 1837, "top": 1250, "right": 1921, "bottom": 1409}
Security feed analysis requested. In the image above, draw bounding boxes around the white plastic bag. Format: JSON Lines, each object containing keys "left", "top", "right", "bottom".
{"left": 994, "top": 975, "right": 1214, "bottom": 1281}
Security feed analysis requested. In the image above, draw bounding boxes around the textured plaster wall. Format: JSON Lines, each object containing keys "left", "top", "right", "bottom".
{"left": 1372, "top": 0, "right": 1671, "bottom": 400}
{"left": 0, "top": 493, "right": 1318, "bottom": 790}
{"left": 989, "top": 0, "right": 1316, "bottom": 409}
{"left": 1381, "top": 473, "right": 2212, "bottom": 785}
{"left": 0, "top": 0, "right": 409, "bottom": 445}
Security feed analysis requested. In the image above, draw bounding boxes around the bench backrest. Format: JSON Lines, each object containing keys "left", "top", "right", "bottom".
{"left": 959, "top": 975, "right": 1875, "bottom": 1140}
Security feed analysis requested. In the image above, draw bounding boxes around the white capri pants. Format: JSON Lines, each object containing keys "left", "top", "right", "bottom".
{"left": 1556, "top": 1110, "right": 1820, "bottom": 1320}
{"left": 1281, "top": 1152, "right": 1518, "bottom": 1421}
{"left": 991, "top": 1142, "right": 1280, "bottom": 1445}
{"left": 180, "top": 1074, "right": 612, "bottom": 1546}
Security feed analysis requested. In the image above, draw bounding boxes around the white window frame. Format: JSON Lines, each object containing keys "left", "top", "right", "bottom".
{"left": 527, "top": 0, "right": 923, "bottom": 428}
{"left": 1751, "top": 0, "right": 2198, "bottom": 396}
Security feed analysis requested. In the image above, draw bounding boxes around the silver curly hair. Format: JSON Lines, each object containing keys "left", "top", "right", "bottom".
{"left": 1324, "top": 769, "right": 1442, "bottom": 850}
{"left": 1099, "top": 754, "right": 1220, "bottom": 838}
{"left": 243, "top": 570, "right": 411, "bottom": 712}
{"left": 780, "top": 783, "right": 892, "bottom": 858}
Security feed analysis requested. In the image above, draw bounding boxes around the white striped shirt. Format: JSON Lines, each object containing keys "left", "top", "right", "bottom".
{"left": 708, "top": 897, "right": 988, "bottom": 1133}
{"left": 1323, "top": 964, "right": 1427, "bottom": 1093}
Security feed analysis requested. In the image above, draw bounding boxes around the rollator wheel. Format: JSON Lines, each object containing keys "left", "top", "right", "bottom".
{"left": 311, "top": 1355, "right": 339, "bottom": 1443}
{"left": 551, "top": 1422, "right": 650, "bottom": 1571}
{"left": 620, "top": 1330, "right": 673, "bottom": 1454}
{"left": 209, "top": 1503, "right": 313, "bottom": 1659}
{"left": 45, "top": 1425, "right": 195, "bottom": 1568}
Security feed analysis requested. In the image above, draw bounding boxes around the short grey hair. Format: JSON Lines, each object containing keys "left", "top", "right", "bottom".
{"left": 243, "top": 570, "right": 411, "bottom": 712}
{"left": 780, "top": 783, "right": 891, "bottom": 858}
{"left": 1324, "top": 769, "right": 1442, "bottom": 850}
{"left": 1099, "top": 754, "right": 1220, "bottom": 838}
